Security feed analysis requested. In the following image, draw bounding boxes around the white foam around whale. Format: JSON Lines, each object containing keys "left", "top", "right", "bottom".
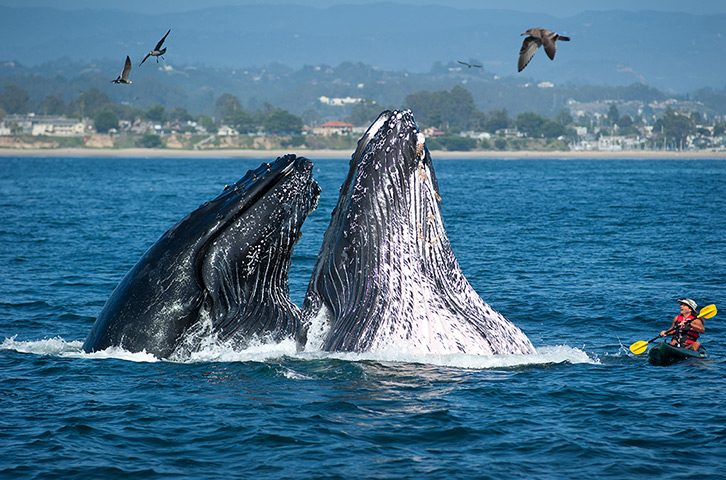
{"left": 1, "top": 335, "right": 598, "bottom": 368}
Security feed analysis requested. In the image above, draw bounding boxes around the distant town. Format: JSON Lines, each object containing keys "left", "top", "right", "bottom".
{"left": 1, "top": 81, "right": 725, "bottom": 154}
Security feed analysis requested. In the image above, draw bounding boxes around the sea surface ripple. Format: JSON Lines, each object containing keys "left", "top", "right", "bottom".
{"left": 1, "top": 156, "right": 725, "bottom": 479}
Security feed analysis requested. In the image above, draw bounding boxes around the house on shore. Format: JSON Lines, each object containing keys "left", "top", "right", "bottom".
{"left": 312, "top": 120, "right": 355, "bottom": 136}
{"left": 0, "top": 114, "right": 88, "bottom": 136}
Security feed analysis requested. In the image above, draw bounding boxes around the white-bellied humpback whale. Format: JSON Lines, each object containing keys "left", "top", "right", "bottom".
{"left": 301, "top": 110, "right": 536, "bottom": 355}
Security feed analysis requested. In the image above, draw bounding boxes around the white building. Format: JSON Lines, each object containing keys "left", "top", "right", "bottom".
{"left": 217, "top": 125, "right": 239, "bottom": 136}
{"left": 1, "top": 114, "right": 88, "bottom": 136}
{"left": 312, "top": 121, "right": 355, "bottom": 136}
{"left": 318, "top": 96, "right": 362, "bottom": 106}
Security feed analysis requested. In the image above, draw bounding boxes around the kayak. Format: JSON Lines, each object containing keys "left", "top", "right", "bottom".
{"left": 647, "top": 341, "right": 708, "bottom": 366}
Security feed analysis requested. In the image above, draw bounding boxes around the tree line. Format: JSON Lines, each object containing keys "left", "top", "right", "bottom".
{"left": 348, "top": 86, "right": 569, "bottom": 139}
{"left": 2, "top": 83, "right": 585, "bottom": 140}
{"left": 0, "top": 85, "right": 305, "bottom": 136}
{"left": 2, "top": 83, "right": 723, "bottom": 151}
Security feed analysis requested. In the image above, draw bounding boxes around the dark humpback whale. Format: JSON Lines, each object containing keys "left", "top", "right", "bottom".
{"left": 301, "top": 110, "right": 536, "bottom": 355}
{"left": 83, "top": 155, "right": 320, "bottom": 359}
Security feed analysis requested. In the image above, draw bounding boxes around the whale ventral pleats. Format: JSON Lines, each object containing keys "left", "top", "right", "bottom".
{"left": 301, "top": 109, "right": 536, "bottom": 356}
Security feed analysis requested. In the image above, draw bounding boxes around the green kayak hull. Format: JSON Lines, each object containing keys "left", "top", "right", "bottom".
{"left": 647, "top": 342, "right": 708, "bottom": 366}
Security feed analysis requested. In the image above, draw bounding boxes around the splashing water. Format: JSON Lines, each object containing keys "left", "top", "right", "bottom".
{"left": 1, "top": 334, "right": 597, "bottom": 368}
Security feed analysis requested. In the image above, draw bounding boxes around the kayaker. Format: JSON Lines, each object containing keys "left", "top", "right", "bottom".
{"left": 659, "top": 298, "right": 705, "bottom": 351}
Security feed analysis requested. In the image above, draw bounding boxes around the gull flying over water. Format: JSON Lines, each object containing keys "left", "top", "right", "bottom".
{"left": 457, "top": 60, "right": 482, "bottom": 68}
{"left": 140, "top": 29, "right": 171, "bottom": 66}
{"left": 111, "top": 56, "right": 132, "bottom": 84}
{"left": 518, "top": 28, "right": 570, "bottom": 72}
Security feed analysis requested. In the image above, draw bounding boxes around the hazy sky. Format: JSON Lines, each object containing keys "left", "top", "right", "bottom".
{"left": 3, "top": 0, "right": 726, "bottom": 16}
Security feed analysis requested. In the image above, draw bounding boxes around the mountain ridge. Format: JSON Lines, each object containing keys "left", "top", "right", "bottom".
{"left": 1, "top": 4, "right": 725, "bottom": 92}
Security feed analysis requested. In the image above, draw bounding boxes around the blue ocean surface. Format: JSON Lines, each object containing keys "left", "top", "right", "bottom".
{"left": 1, "top": 155, "right": 724, "bottom": 479}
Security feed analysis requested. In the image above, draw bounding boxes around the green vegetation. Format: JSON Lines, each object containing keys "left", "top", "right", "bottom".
{"left": 404, "top": 86, "right": 479, "bottom": 130}
{"left": 427, "top": 135, "right": 478, "bottom": 151}
{"left": 52, "top": 136, "right": 85, "bottom": 148}
{"left": 347, "top": 99, "right": 392, "bottom": 126}
{"left": 137, "top": 133, "right": 163, "bottom": 148}
{"left": 0, "top": 85, "right": 30, "bottom": 114}
{"left": 93, "top": 108, "right": 119, "bottom": 133}
{"left": 1, "top": 80, "right": 724, "bottom": 152}
{"left": 302, "top": 134, "right": 357, "bottom": 151}
{"left": 654, "top": 107, "right": 695, "bottom": 150}
{"left": 515, "top": 112, "right": 566, "bottom": 139}
{"left": 263, "top": 109, "right": 303, "bottom": 135}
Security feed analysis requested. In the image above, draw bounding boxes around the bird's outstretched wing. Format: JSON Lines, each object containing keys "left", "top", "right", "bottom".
{"left": 155, "top": 29, "right": 171, "bottom": 51}
{"left": 518, "top": 37, "right": 541, "bottom": 72}
{"left": 139, "top": 53, "right": 151, "bottom": 66}
{"left": 122, "top": 56, "right": 132, "bottom": 80}
{"left": 458, "top": 60, "right": 481, "bottom": 68}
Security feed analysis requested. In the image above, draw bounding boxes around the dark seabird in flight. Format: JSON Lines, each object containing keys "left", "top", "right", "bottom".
{"left": 518, "top": 28, "right": 570, "bottom": 72}
{"left": 111, "top": 56, "right": 132, "bottom": 84}
{"left": 140, "top": 29, "right": 171, "bottom": 66}
{"left": 457, "top": 60, "right": 482, "bottom": 68}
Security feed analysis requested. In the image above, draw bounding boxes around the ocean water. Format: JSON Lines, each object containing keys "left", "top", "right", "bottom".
{"left": 1, "top": 155, "right": 725, "bottom": 479}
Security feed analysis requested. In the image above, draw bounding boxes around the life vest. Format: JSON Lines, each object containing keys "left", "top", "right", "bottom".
{"left": 672, "top": 314, "right": 700, "bottom": 347}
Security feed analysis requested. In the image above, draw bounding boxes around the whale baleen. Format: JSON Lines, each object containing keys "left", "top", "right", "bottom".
{"left": 301, "top": 110, "right": 535, "bottom": 355}
{"left": 83, "top": 155, "right": 320, "bottom": 359}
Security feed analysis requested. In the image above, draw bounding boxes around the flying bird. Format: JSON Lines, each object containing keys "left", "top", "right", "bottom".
{"left": 111, "top": 56, "right": 132, "bottom": 84}
{"left": 457, "top": 60, "right": 482, "bottom": 68}
{"left": 140, "top": 29, "right": 171, "bottom": 66}
{"left": 518, "top": 28, "right": 570, "bottom": 72}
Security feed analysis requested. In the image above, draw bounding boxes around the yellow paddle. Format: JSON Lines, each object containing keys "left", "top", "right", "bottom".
{"left": 629, "top": 304, "right": 717, "bottom": 355}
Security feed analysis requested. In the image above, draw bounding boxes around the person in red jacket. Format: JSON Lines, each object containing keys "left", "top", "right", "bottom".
{"left": 660, "top": 298, "right": 705, "bottom": 351}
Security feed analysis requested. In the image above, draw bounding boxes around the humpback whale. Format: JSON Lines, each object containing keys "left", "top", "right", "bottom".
{"left": 301, "top": 110, "right": 535, "bottom": 355}
{"left": 83, "top": 155, "right": 320, "bottom": 359}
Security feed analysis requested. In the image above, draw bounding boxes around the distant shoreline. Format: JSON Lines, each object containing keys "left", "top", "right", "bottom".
{"left": 2, "top": 148, "right": 726, "bottom": 160}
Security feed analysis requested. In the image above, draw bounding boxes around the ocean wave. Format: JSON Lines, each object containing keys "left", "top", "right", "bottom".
{"left": 0, "top": 335, "right": 159, "bottom": 363}
{"left": 1, "top": 335, "right": 598, "bottom": 368}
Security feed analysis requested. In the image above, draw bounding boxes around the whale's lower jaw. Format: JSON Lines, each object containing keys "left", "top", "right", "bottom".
{"left": 302, "top": 110, "right": 535, "bottom": 355}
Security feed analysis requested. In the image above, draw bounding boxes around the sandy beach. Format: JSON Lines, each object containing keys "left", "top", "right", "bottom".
{"left": 1, "top": 147, "right": 726, "bottom": 159}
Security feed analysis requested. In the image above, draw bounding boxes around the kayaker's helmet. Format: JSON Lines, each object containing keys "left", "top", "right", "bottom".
{"left": 677, "top": 298, "right": 698, "bottom": 314}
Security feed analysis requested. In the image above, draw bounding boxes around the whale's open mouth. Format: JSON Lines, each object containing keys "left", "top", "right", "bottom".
{"left": 84, "top": 155, "right": 320, "bottom": 359}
